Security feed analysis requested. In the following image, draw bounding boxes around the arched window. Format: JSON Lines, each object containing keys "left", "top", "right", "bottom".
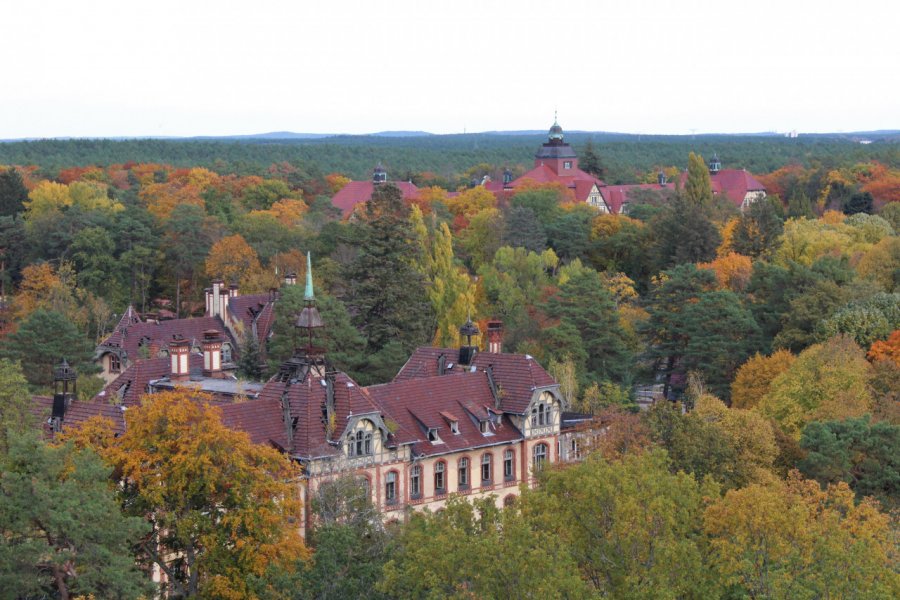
{"left": 434, "top": 461, "right": 446, "bottom": 494}
{"left": 531, "top": 400, "right": 552, "bottom": 428}
{"left": 364, "top": 432, "right": 373, "bottom": 455}
{"left": 385, "top": 470, "right": 398, "bottom": 504}
{"left": 349, "top": 428, "right": 374, "bottom": 457}
{"left": 532, "top": 443, "right": 548, "bottom": 469}
{"left": 410, "top": 465, "right": 421, "bottom": 498}
{"left": 354, "top": 430, "right": 364, "bottom": 456}
{"left": 458, "top": 457, "right": 469, "bottom": 489}
{"left": 504, "top": 449, "right": 515, "bottom": 480}
{"left": 481, "top": 453, "right": 492, "bottom": 484}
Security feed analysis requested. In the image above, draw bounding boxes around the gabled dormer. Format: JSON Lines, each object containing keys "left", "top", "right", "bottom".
{"left": 341, "top": 413, "right": 390, "bottom": 458}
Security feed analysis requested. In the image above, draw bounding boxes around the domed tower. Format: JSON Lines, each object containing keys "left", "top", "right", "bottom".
{"left": 373, "top": 164, "right": 387, "bottom": 184}
{"left": 534, "top": 113, "right": 578, "bottom": 175}
{"left": 708, "top": 152, "right": 722, "bottom": 175}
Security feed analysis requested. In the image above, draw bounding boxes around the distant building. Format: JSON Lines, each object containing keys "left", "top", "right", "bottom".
{"left": 330, "top": 165, "right": 419, "bottom": 218}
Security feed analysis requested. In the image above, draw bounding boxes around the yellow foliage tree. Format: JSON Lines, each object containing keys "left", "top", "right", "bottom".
{"left": 267, "top": 198, "right": 308, "bottom": 227}
{"left": 731, "top": 350, "right": 796, "bottom": 410}
{"left": 205, "top": 234, "right": 263, "bottom": 290}
{"left": 704, "top": 474, "right": 899, "bottom": 599}
{"left": 757, "top": 336, "right": 873, "bottom": 438}
{"left": 716, "top": 217, "right": 740, "bottom": 256}
{"left": 24, "top": 181, "right": 71, "bottom": 217}
{"left": 139, "top": 182, "right": 205, "bottom": 221}
{"left": 857, "top": 236, "right": 900, "bottom": 292}
{"left": 444, "top": 186, "right": 496, "bottom": 217}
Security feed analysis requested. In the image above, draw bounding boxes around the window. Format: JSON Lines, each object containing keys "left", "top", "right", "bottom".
{"left": 533, "top": 443, "right": 548, "bottom": 469}
{"left": 458, "top": 457, "right": 469, "bottom": 489}
{"left": 564, "top": 161, "right": 572, "bottom": 169}
{"left": 450, "top": 421, "right": 459, "bottom": 434}
{"left": 530, "top": 402, "right": 550, "bottom": 428}
{"left": 480, "top": 420, "right": 490, "bottom": 434}
{"left": 108, "top": 354, "right": 121, "bottom": 373}
{"left": 350, "top": 430, "right": 374, "bottom": 456}
{"left": 481, "top": 454, "right": 492, "bottom": 484}
{"left": 410, "top": 465, "right": 421, "bottom": 497}
{"left": 385, "top": 471, "right": 397, "bottom": 504}
{"left": 504, "top": 449, "right": 514, "bottom": 480}
{"left": 221, "top": 342, "right": 232, "bottom": 363}
{"left": 570, "top": 438, "right": 581, "bottom": 460}
{"left": 434, "top": 461, "right": 446, "bottom": 493}
{"left": 360, "top": 476, "right": 371, "bottom": 500}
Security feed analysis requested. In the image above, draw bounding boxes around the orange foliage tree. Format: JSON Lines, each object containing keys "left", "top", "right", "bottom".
{"left": 868, "top": 330, "right": 900, "bottom": 367}
{"left": 76, "top": 391, "right": 307, "bottom": 599}
{"left": 139, "top": 181, "right": 205, "bottom": 221}
{"left": 325, "top": 173, "right": 351, "bottom": 194}
{"left": 698, "top": 252, "right": 753, "bottom": 293}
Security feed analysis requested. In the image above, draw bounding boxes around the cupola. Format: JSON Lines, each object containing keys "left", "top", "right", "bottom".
{"left": 709, "top": 153, "right": 722, "bottom": 174}
{"left": 373, "top": 164, "right": 387, "bottom": 184}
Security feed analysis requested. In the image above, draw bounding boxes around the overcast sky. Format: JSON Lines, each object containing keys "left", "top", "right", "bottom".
{"left": 3, "top": 0, "right": 897, "bottom": 138}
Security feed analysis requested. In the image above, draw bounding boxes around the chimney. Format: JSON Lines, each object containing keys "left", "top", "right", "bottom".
{"left": 219, "top": 288, "right": 229, "bottom": 324}
{"left": 169, "top": 335, "right": 191, "bottom": 380}
{"left": 486, "top": 320, "right": 503, "bottom": 353}
{"left": 284, "top": 272, "right": 297, "bottom": 286}
{"left": 51, "top": 359, "right": 78, "bottom": 433}
{"left": 229, "top": 283, "right": 239, "bottom": 298}
{"left": 201, "top": 330, "right": 223, "bottom": 377}
{"left": 210, "top": 279, "right": 223, "bottom": 317}
{"left": 658, "top": 170, "right": 667, "bottom": 186}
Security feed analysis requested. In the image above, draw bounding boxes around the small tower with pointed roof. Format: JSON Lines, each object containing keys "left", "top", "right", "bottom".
{"left": 708, "top": 152, "right": 722, "bottom": 174}
{"left": 458, "top": 317, "right": 480, "bottom": 366}
{"left": 534, "top": 113, "right": 579, "bottom": 174}
{"left": 51, "top": 358, "right": 78, "bottom": 432}
{"left": 274, "top": 252, "right": 330, "bottom": 383}
{"left": 373, "top": 164, "right": 387, "bottom": 184}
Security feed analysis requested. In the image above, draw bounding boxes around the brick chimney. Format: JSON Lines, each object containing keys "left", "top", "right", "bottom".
{"left": 219, "top": 288, "right": 230, "bottom": 324}
{"left": 228, "top": 283, "right": 239, "bottom": 298}
{"left": 169, "top": 335, "right": 191, "bottom": 380}
{"left": 201, "top": 330, "right": 223, "bottom": 377}
{"left": 486, "top": 320, "right": 503, "bottom": 354}
{"left": 284, "top": 272, "right": 297, "bottom": 286}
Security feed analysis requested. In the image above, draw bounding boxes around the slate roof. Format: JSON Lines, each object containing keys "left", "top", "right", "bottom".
{"left": 394, "top": 348, "right": 557, "bottom": 414}
{"left": 331, "top": 181, "right": 420, "bottom": 217}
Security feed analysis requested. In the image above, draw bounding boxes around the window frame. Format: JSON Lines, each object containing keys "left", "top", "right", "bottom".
{"left": 434, "top": 460, "right": 446, "bottom": 494}
{"left": 481, "top": 453, "right": 492, "bottom": 485}
{"left": 410, "top": 464, "right": 421, "bottom": 498}
{"left": 532, "top": 443, "right": 548, "bottom": 470}
{"left": 385, "top": 470, "right": 398, "bottom": 505}
{"left": 457, "top": 457, "right": 469, "bottom": 490}
{"left": 109, "top": 353, "right": 121, "bottom": 373}
{"left": 504, "top": 449, "right": 515, "bottom": 480}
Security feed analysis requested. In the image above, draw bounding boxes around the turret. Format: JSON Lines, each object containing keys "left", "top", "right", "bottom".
{"left": 458, "top": 318, "right": 480, "bottom": 366}
{"left": 50, "top": 359, "right": 78, "bottom": 433}
{"left": 709, "top": 152, "right": 722, "bottom": 174}
{"left": 373, "top": 164, "right": 387, "bottom": 184}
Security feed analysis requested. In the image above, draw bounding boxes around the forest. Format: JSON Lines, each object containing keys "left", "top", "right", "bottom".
{"left": 0, "top": 134, "right": 898, "bottom": 598}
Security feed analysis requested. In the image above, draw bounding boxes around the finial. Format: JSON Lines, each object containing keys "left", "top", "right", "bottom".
{"left": 304, "top": 252, "right": 315, "bottom": 301}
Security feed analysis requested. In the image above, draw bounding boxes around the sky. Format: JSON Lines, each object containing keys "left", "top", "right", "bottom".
{"left": 3, "top": 0, "right": 898, "bottom": 138}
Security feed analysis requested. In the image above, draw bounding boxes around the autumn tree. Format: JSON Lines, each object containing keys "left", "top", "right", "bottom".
{"left": 758, "top": 335, "right": 874, "bottom": 438}
{"left": 684, "top": 152, "right": 713, "bottom": 207}
{"left": 0, "top": 432, "right": 151, "bottom": 599}
{"left": 730, "top": 196, "right": 784, "bottom": 259}
{"left": 97, "top": 391, "right": 307, "bottom": 599}
{"left": 698, "top": 252, "right": 753, "bottom": 293}
{"left": 868, "top": 329, "right": 900, "bottom": 366}
{"left": 520, "top": 449, "right": 721, "bottom": 598}
{"left": 704, "top": 474, "right": 900, "bottom": 599}
{"left": 205, "top": 233, "right": 264, "bottom": 290}
{"left": 380, "top": 497, "right": 589, "bottom": 600}
{"left": 731, "top": 350, "right": 796, "bottom": 410}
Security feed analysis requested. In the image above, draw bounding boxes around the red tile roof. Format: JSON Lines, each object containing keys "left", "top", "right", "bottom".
{"left": 97, "top": 315, "right": 237, "bottom": 365}
{"left": 31, "top": 395, "right": 127, "bottom": 438}
{"left": 367, "top": 372, "right": 522, "bottom": 457}
{"left": 509, "top": 166, "right": 605, "bottom": 202}
{"left": 330, "top": 181, "right": 420, "bottom": 217}
{"left": 394, "top": 348, "right": 557, "bottom": 414}
{"left": 220, "top": 397, "right": 289, "bottom": 449}
{"left": 599, "top": 182, "right": 675, "bottom": 214}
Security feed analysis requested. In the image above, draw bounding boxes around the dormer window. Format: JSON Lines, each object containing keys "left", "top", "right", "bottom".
{"left": 450, "top": 421, "right": 459, "bottom": 434}
{"left": 480, "top": 420, "right": 493, "bottom": 435}
{"left": 349, "top": 429, "right": 373, "bottom": 456}
{"left": 530, "top": 401, "right": 552, "bottom": 428}
{"left": 427, "top": 428, "right": 442, "bottom": 444}
{"left": 564, "top": 161, "right": 572, "bottom": 169}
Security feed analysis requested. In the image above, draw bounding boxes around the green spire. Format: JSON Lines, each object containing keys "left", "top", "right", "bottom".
{"left": 304, "top": 252, "right": 315, "bottom": 301}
